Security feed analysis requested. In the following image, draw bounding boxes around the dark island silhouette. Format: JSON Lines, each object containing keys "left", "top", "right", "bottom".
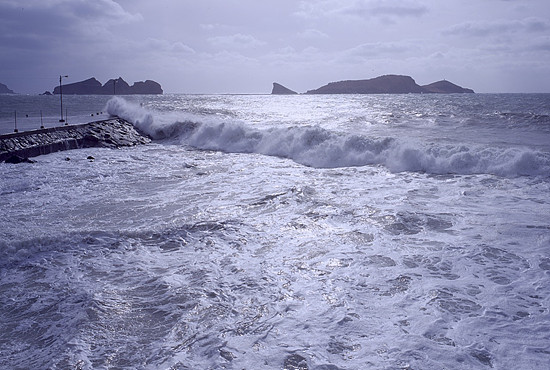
{"left": 421, "top": 79, "right": 475, "bottom": 94}
{"left": 271, "top": 83, "right": 298, "bottom": 95}
{"left": 52, "top": 77, "right": 163, "bottom": 95}
{"left": 273, "top": 75, "right": 474, "bottom": 95}
{"left": 0, "top": 82, "right": 15, "bottom": 94}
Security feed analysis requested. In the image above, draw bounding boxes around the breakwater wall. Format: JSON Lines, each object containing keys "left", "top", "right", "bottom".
{"left": 0, "top": 118, "right": 150, "bottom": 163}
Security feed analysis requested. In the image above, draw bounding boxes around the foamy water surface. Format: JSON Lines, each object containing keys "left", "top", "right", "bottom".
{"left": 1, "top": 94, "right": 549, "bottom": 369}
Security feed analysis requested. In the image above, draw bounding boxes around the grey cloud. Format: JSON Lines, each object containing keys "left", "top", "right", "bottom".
{"left": 444, "top": 17, "right": 550, "bottom": 37}
{"left": 2, "top": 0, "right": 550, "bottom": 94}
{"left": 343, "top": 41, "right": 418, "bottom": 60}
{"left": 201, "top": 24, "right": 225, "bottom": 31}
{"left": 353, "top": 0, "right": 429, "bottom": 18}
{"left": 517, "top": 36, "right": 550, "bottom": 53}
{"left": 0, "top": 0, "right": 142, "bottom": 49}
{"left": 293, "top": 1, "right": 336, "bottom": 20}
{"left": 75, "top": 0, "right": 142, "bottom": 23}
{"left": 295, "top": 0, "right": 428, "bottom": 20}
{"left": 0, "top": 6, "right": 68, "bottom": 45}
{"left": 145, "top": 38, "right": 196, "bottom": 55}
{"left": 530, "top": 37, "right": 550, "bottom": 52}
{"left": 462, "top": 35, "right": 550, "bottom": 57}
{"left": 207, "top": 34, "right": 266, "bottom": 50}
{"left": 0, "top": 0, "right": 144, "bottom": 93}
{"left": 2, "top": 0, "right": 141, "bottom": 27}
{"left": 522, "top": 17, "right": 550, "bottom": 32}
{"left": 298, "top": 29, "right": 330, "bottom": 40}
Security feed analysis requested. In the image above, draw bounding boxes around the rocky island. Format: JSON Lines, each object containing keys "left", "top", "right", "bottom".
{"left": 272, "top": 75, "right": 474, "bottom": 95}
{"left": 51, "top": 77, "right": 163, "bottom": 95}
{"left": 421, "top": 79, "right": 475, "bottom": 94}
{"left": 306, "top": 75, "right": 474, "bottom": 94}
{"left": 0, "top": 82, "right": 15, "bottom": 94}
{"left": 271, "top": 83, "right": 298, "bottom": 95}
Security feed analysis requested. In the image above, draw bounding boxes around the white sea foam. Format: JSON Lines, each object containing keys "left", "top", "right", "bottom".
{"left": 2, "top": 94, "right": 550, "bottom": 369}
{"left": 106, "top": 97, "right": 550, "bottom": 177}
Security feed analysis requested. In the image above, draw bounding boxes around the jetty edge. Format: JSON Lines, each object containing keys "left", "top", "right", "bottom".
{"left": 0, "top": 118, "right": 150, "bottom": 163}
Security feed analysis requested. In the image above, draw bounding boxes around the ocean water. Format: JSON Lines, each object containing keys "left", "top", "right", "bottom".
{"left": 1, "top": 93, "right": 549, "bottom": 369}
{"left": 0, "top": 94, "right": 118, "bottom": 134}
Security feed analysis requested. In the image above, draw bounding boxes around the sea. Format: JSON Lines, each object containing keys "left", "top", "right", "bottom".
{"left": 1, "top": 93, "right": 549, "bottom": 369}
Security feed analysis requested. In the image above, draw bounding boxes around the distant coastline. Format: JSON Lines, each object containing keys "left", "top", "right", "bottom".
{"left": 51, "top": 77, "right": 163, "bottom": 95}
{"left": 0, "top": 82, "right": 15, "bottom": 94}
{"left": 3, "top": 74, "right": 475, "bottom": 96}
{"left": 273, "top": 75, "right": 474, "bottom": 95}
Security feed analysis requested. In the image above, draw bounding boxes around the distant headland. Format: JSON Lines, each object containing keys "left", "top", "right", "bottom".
{"left": 272, "top": 75, "right": 474, "bottom": 95}
{"left": 50, "top": 77, "right": 163, "bottom": 95}
{"left": 271, "top": 83, "right": 298, "bottom": 95}
{"left": 0, "top": 82, "right": 15, "bottom": 94}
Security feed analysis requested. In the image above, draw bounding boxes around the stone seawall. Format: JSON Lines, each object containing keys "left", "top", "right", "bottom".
{"left": 0, "top": 118, "right": 150, "bottom": 163}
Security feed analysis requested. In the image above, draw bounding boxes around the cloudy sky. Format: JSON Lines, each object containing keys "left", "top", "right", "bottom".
{"left": 1, "top": 0, "right": 550, "bottom": 94}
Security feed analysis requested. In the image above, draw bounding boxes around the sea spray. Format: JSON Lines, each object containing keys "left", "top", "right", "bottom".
{"left": 2, "top": 93, "right": 550, "bottom": 369}
{"left": 106, "top": 97, "right": 550, "bottom": 177}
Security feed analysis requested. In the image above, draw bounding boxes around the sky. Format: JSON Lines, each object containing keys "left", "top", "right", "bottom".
{"left": 1, "top": 0, "right": 550, "bottom": 94}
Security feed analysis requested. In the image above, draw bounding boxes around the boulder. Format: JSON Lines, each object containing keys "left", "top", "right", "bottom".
{"left": 284, "top": 354, "right": 308, "bottom": 370}
{"left": 4, "top": 155, "right": 35, "bottom": 164}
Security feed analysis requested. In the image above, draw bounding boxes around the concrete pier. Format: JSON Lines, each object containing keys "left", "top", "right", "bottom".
{"left": 0, "top": 118, "right": 150, "bottom": 162}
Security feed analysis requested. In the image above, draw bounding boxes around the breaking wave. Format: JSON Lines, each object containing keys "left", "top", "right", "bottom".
{"left": 106, "top": 97, "right": 550, "bottom": 177}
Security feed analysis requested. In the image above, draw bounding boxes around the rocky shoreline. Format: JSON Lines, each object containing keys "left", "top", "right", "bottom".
{"left": 0, "top": 118, "right": 150, "bottom": 163}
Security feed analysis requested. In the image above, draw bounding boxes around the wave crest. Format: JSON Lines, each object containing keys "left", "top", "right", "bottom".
{"left": 106, "top": 97, "right": 550, "bottom": 177}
